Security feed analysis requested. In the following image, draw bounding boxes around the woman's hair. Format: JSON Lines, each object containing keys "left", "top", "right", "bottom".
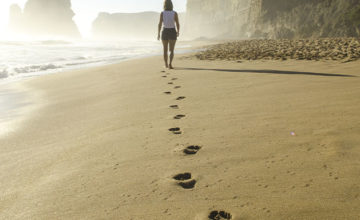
{"left": 163, "top": 0, "right": 173, "bottom": 11}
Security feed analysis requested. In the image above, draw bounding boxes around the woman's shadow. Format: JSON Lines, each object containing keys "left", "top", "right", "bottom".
{"left": 175, "top": 67, "right": 355, "bottom": 77}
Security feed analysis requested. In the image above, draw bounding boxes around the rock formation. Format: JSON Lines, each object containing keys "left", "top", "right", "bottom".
{"left": 184, "top": 0, "right": 360, "bottom": 39}
{"left": 92, "top": 12, "right": 185, "bottom": 40}
{"left": 8, "top": 0, "right": 81, "bottom": 39}
{"left": 184, "top": 0, "right": 251, "bottom": 39}
{"left": 256, "top": 0, "right": 360, "bottom": 39}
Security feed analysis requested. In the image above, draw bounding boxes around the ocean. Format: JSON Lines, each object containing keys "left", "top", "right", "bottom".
{"left": 0, "top": 40, "right": 189, "bottom": 83}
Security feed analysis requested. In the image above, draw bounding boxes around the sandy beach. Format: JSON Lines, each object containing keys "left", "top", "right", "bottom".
{"left": 1, "top": 54, "right": 360, "bottom": 219}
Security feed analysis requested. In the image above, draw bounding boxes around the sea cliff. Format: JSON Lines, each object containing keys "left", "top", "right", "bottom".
{"left": 184, "top": 0, "right": 360, "bottom": 39}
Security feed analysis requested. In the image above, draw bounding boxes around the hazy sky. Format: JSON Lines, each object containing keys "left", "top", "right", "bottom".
{"left": 0, "top": 0, "right": 187, "bottom": 38}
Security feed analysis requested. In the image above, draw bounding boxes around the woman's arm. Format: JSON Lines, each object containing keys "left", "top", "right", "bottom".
{"left": 158, "top": 12, "right": 163, "bottom": 41}
{"left": 175, "top": 12, "right": 180, "bottom": 37}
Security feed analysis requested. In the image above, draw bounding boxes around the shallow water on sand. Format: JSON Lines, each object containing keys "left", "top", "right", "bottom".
{"left": 0, "top": 86, "right": 34, "bottom": 138}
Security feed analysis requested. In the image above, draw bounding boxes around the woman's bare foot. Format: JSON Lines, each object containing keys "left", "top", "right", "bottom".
{"left": 169, "top": 64, "right": 174, "bottom": 69}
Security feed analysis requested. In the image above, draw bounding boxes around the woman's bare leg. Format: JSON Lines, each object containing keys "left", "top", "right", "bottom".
{"left": 169, "top": 40, "right": 177, "bottom": 69}
{"left": 162, "top": 40, "right": 169, "bottom": 68}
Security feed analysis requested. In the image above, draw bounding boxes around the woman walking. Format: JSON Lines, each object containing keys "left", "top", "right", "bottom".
{"left": 158, "top": 0, "right": 180, "bottom": 69}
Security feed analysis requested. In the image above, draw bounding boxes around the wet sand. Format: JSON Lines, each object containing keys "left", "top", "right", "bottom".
{"left": 0, "top": 84, "right": 40, "bottom": 138}
{"left": 0, "top": 55, "right": 359, "bottom": 219}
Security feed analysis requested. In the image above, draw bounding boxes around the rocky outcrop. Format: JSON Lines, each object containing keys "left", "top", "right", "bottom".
{"left": 8, "top": 0, "right": 81, "bottom": 39}
{"left": 92, "top": 12, "right": 185, "bottom": 40}
{"left": 256, "top": 0, "right": 360, "bottom": 39}
{"left": 184, "top": 0, "right": 360, "bottom": 39}
{"left": 184, "top": 0, "right": 251, "bottom": 39}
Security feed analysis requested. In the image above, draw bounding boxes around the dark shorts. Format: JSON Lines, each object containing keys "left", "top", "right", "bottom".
{"left": 162, "top": 28, "right": 177, "bottom": 41}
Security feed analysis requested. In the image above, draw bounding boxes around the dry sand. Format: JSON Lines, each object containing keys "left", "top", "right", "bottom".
{"left": 0, "top": 55, "right": 359, "bottom": 219}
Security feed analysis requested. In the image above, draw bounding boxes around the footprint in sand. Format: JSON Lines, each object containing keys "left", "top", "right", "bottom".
{"left": 174, "top": 114, "right": 186, "bottom": 120}
{"left": 208, "top": 210, "right": 232, "bottom": 220}
{"left": 162, "top": 75, "right": 167, "bottom": 78}
{"left": 176, "top": 96, "right": 186, "bottom": 100}
{"left": 169, "top": 127, "right": 182, "bottom": 134}
{"left": 173, "top": 173, "right": 196, "bottom": 189}
{"left": 174, "top": 86, "right": 181, "bottom": 89}
{"left": 170, "top": 105, "right": 179, "bottom": 109}
{"left": 183, "top": 145, "right": 201, "bottom": 155}
{"left": 171, "top": 78, "right": 178, "bottom": 81}
{"left": 164, "top": 91, "right": 172, "bottom": 95}
{"left": 168, "top": 82, "right": 174, "bottom": 85}
{"left": 173, "top": 172, "right": 191, "bottom": 180}
{"left": 161, "top": 70, "right": 165, "bottom": 73}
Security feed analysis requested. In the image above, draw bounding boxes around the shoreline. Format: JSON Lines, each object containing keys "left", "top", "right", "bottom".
{"left": 0, "top": 39, "right": 217, "bottom": 138}
{"left": 0, "top": 42, "right": 200, "bottom": 138}
{"left": 1, "top": 53, "right": 360, "bottom": 219}
{"left": 0, "top": 40, "right": 209, "bottom": 85}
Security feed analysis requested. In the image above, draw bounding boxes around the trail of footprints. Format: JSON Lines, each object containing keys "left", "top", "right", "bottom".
{"left": 160, "top": 70, "right": 232, "bottom": 219}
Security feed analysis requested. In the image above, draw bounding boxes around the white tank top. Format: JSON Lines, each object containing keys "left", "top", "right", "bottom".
{"left": 163, "top": 10, "right": 176, "bottom": 28}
